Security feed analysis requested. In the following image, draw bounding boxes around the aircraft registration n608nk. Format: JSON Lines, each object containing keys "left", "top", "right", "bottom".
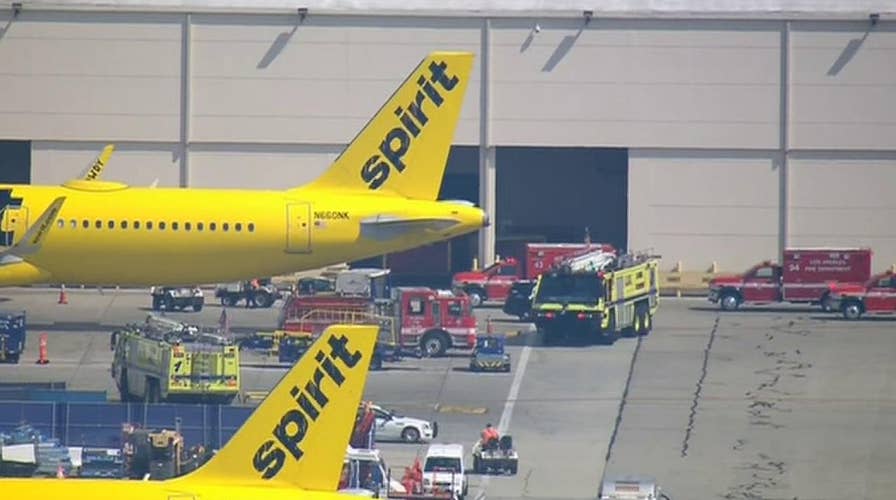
{"left": 0, "top": 51, "right": 486, "bottom": 286}
{"left": 2, "top": 323, "right": 380, "bottom": 499}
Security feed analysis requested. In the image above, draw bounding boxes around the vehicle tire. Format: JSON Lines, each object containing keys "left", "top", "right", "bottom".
{"left": 635, "top": 303, "right": 650, "bottom": 336}
{"left": 473, "top": 455, "right": 480, "bottom": 473}
{"left": 254, "top": 291, "right": 274, "bottom": 308}
{"left": 843, "top": 301, "right": 863, "bottom": 320}
{"left": 371, "top": 355, "right": 383, "bottom": 371}
{"left": 509, "top": 462, "right": 518, "bottom": 475}
{"left": 720, "top": 292, "right": 740, "bottom": 311}
{"left": 193, "top": 302, "right": 203, "bottom": 312}
{"left": 223, "top": 295, "right": 239, "bottom": 307}
{"left": 466, "top": 288, "right": 485, "bottom": 308}
{"left": 164, "top": 296, "right": 176, "bottom": 311}
{"left": 6, "top": 353, "right": 19, "bottom": 364}
{"left": 401, "top": 427, "right": 421, "bottom": 443}
{"left": 152, "top": 296, "right": 162, "bottom": 311}
{"left": 421, "top": 331, "right": 449, "bottom": 357}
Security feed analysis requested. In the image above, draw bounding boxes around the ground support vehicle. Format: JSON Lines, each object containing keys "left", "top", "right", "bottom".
{"left": 0, "top": 310, "right": 25, "bottom": 363}
{"left": 214, "top": 279, "right": 281, "bottom": 308}
{"left": 599, "top": 475, "right": 670, "bottom": 500}
{"left": 150, "top": 287, "right": 204, "bottom": 312}
{"left": 471, "top": 436, "right": 518, "bottom": 475}
{"left": 531, "top": 250, "right": 660, "bottom": 345}
{"left": 469, "top": 336, "right": 510, "bottom": 373}
{"left": 452, "top": 243, "right": 615, "bottom": 306}
{"left": 828, "top": 269, "right": 896, "bottom": 320}
{"left": 421, "top": 444, "right": 468, "bottom": 500}
{"left": 708, "top": 247, "right": 872, "bottom": 311}
{"left": 502, "top": 280, "right": 536, "bottom": 321}
{"left": 110, "top": 315, "right": 239, "bottom": 403}
{"left": 339, "top": 446, "right": 410, "bottom": 498}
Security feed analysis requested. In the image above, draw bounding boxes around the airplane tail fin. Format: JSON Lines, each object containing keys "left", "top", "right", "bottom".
{"left": 306, "top": 51, "right": 474, "bottom": 200}
{"left": 178, "top": 324, "right": 378, "bottom": 490}
{"left": 78, "top": 144, "right": 115, "bottom": 181}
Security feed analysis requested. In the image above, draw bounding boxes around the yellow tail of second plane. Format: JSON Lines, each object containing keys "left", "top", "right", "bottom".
{"left": 180, "top": 324, "right": 377, "bottom": 490}
{"left": 0, "top": 325, "right": 378, "bottom": 500}
{"left": 307, "top": 51, "right": 473, "bottom": 200}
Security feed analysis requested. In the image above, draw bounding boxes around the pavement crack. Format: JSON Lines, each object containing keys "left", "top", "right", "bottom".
{"left": 681, "top": 315, "right": 719, "bottom": 457}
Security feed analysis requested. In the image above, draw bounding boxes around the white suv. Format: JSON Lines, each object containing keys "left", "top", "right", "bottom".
{"left": 422, "top": 443, "right": 468, "bottom": 500}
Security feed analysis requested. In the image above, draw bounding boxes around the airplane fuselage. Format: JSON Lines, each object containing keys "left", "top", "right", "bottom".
{"left": 0, "top": 180, "right": 484, "bottom": 286}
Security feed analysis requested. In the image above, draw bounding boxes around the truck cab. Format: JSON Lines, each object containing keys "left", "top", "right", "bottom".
{"left": 339, "top": 446, "right": 407, "bottom": 498}
{"left": 829, "top": 270, "right": 896, "bottom": 320}
{"left": 394, "top": 287, "right": 477, "bottom": 357}
{"left": 709, "top": 261, "right": 783, "bottom": 310}
{"left": 422, "top": 443, "right": 468, "bottom": 500}
{"left": 452, "top": 258, "right": 521, "bottom": 307}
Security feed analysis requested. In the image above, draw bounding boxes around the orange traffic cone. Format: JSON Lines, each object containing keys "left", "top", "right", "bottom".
{"left": 37, "top": 333, "right": 49, "bottom": 364}
{"left": 57, "top": 285, "right": 68, "bottom": 305}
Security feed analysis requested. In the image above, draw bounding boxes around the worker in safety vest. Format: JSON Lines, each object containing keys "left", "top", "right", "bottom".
{"left": 480, "top": 423, "right": 499, "bottom": 448}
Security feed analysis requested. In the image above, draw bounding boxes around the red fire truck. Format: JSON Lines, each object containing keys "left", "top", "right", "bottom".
{"left": 707, "top": 247, "right": 872, "bottom": 311}
{"left": 828, "top": 269, "right": 896, "bottom": 320}
{"left": 278, "top": 287, "right": 477, "bottom": 357}
{"left": 452, "top": 243, "right": 615, "bottom": 307}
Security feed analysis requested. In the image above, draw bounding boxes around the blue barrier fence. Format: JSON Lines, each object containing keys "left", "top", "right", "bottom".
{"left": 0, "top": 401, "right": 255, "bottom": 450}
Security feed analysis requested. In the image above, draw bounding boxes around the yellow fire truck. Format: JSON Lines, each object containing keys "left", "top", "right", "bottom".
{"left": 530, "top": 249, "right": 660, "bottom": 345}
{"left": 111, "top": 315, "right": 240, "bottom": 404}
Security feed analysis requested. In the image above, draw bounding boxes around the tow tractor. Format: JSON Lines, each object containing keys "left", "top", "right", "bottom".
{"left": 469, "top": 336, "right": 511, "bottom": 373}
{"left": 150, "top": 286, "right": 204, "bottom": 312}
{"left": 471, "top": 435, "right": 518, "bottom": 475}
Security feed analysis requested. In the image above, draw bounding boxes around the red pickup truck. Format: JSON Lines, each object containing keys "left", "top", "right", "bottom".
{"left": 708, "top": 247, "right": 872, "bottom": 311}
{"left": 828, "top": 270, "right": 896, "bottom": 320}
{"left": 451, "top": 243, "right": 614, "bottom": 307}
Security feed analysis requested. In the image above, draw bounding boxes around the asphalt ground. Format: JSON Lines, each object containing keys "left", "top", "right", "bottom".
{"left": 0, "top": 288, "right": 894, "bottom": 499}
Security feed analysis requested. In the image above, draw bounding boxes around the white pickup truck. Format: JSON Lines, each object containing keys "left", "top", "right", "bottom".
{"left": 421, "top": 443, "right": 468, "bottom": 500}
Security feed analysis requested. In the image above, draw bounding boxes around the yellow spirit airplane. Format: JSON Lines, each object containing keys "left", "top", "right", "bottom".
{"left": 1, "top": 323, "right": 380, "bottom": 499}
{"left": 0, "top": 51, "right": 486, "bottom": 286}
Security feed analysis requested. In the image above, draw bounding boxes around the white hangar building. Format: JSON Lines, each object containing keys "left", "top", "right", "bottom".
{"left": 1, "top": 0, "right": 895, "bottom": 279}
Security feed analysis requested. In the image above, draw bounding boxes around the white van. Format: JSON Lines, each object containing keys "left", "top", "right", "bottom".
{"left": 422, "top": 443, "right": 468, "bottom": 500}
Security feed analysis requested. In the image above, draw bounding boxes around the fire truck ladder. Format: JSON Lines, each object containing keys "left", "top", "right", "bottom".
{"left": 559, "top": 249, "right": 617, "bottom": 273}
{"left": 296, "top": 309, "right": 398, "bottom": 345}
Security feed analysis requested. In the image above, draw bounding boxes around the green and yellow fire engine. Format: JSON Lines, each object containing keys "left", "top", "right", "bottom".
{"left": 531, "top": 249, "right": 660, "bottom": 345}
{"left": 111, "top": 315, "right": 240, "bottom": 404}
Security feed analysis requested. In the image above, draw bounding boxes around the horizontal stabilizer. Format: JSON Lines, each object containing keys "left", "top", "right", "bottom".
{"left": 360, "top": 216, "right": 460, "bottom": 241}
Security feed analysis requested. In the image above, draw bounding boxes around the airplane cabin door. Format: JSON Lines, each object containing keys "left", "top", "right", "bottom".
{"left": 0, "top": 205, "right": 28, "bottom": 247}
{"left": 286, "top": 202, "right": 312, "bottom": 253}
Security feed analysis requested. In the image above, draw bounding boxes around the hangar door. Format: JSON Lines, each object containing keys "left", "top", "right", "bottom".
{"left": 496, "top": 147, "right": 628, "bottom": 257}
{"left": 0, "top": 141, "right": 30, "bottom": 184}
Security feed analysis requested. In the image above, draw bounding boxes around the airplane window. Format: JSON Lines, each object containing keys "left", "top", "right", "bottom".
{"left": 197, "top": 222, "right": 204, "bottom": 231}
{"left": 134, "top": 221, "right": 140, "bottom": 229}
{"left": 235, "top": 223, "right": 242, "bottom": 232}
{"left": 70, "top": 220, "right": 76, "bottom": 229}
{"left": 107, "top": 221, "right": 115, "bottom": 229}
{"left": 95, "top": 220, "right": 102, "bottom": 229}
{"left": 121, "top": 221, "right": 128, "bottom": 229}
{"left": 159, "top": 222, "right": 166, "bottom": 230}
{"left": 172, "top": 222, "right": 179, "bottom": 231}
{"left": 82, "top": 220, "right": 89, "bottom": 229}
{"left": 210, "top": 222, "right": 216, "bottom": 231}
{"left": 223, "top": 223, "right": 229, "bottom": 232}
{"left": 56, "top": 219, "right": 64, "bottom": 228}
{"left": 185, "top": 222, "right": 191, "bottom": 231}
{"left": 248, "top": 223, "right": 255, "bottom": 232}
{"left": 146, "top": 221, "right": 153, "bottom": 230}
